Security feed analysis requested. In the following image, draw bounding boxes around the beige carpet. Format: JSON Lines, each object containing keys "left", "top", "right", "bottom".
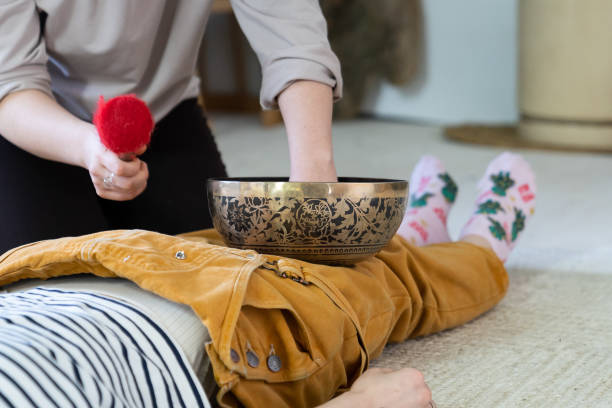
{"left": 211, "top": 113, "right": 612, "bottom": 407}
{"left": 373, "top": 269, "right": 612, "bottom": 407}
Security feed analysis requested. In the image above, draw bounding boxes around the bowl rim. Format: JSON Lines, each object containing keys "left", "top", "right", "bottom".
{"left": 207, "top": 177, "right": 407, "bottom": 184}
{"left": 207, "top": 177, "right": 408, "bottom": 198}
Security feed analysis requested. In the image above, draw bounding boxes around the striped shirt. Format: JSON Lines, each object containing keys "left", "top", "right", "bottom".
{"left": 0, "top": 288, "right": 211, "bottom": 408}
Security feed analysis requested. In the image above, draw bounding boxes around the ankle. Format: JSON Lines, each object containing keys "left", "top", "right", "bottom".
{"left": 459, "top": 234, "right": 493, "bottom": 252}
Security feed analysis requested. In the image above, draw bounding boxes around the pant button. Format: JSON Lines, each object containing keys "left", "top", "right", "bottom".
{"left": 230, "top": 349, "right": 240, "bottom": 363}
{"left": 267, "top": 355, "right": 282, "bottom": 372}
{"left": 246, "top": 350, "right": 260, "bottom": 368}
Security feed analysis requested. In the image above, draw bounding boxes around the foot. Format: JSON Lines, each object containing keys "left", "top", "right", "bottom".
{"left": 459, "top": 152, "right": 536, "bottom": 262}
{"left": 397, "top": 155, "right": 458, "bottom": 246}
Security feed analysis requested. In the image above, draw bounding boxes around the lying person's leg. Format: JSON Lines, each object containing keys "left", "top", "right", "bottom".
{"left": 225, "top": 153, "right": 535, "bottom": 407}
{"left": 319, "top": 152, "right": 535, "bottom": 408}
{"left": 371, "top": 152, "right": 535, "bottom": 344}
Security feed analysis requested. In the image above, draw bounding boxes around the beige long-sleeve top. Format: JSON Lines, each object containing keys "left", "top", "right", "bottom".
{"left": 0, "top": 0, "right": 342, "bottom": 121}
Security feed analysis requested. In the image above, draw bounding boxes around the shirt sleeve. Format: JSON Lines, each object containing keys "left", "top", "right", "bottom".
{"left": 229, "top": 0, "right": 343, "bottom": 109}
{"left": 0, "top": 0, "right": 52, "bottom": 103}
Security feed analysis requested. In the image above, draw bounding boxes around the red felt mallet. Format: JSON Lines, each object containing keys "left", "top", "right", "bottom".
{"left": 93, "top": 94, "right": 154, "bottom": 160}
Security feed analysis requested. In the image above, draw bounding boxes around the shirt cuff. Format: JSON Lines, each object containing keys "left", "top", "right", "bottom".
{"left": 260, "top": 44, "right": 343, "bottom": 110}
{"left": 0, "top": 65, "right": 53, "bottom": 103}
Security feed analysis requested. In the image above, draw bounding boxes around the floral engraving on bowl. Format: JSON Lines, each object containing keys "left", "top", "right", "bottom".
{"left": 211, "top": 195, "right": 406, "bottom": 250}
{"left": 296, "top": 199, "right": 332, "bottom": 239}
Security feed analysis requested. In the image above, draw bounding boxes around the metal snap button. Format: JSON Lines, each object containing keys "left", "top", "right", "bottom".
{"left": 267, "top": 344, "right": 281, "bottom": 372}
{"left": 267, "top": 355, "right": 281, "bottom": 372}
{"left": 230, "top": 349, "right": 240, "bottom": 363}
{"left": 246, "top": 350, "right": 259, "bottom": 368}
{"left": 175, "top": 250, "right": 186, "bottom": 260}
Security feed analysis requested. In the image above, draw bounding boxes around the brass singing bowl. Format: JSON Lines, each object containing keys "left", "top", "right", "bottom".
{"left": 207, "top": 177, "right": 408, "bottom": 265}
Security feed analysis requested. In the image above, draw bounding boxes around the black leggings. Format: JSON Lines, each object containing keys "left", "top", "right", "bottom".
{"left": 0, "top": 98, "right": 227, "bottom": 254}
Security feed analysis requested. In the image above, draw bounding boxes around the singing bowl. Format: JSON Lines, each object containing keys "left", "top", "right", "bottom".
{"left": 207, "top": 177, "right": 408, "bottom": 265}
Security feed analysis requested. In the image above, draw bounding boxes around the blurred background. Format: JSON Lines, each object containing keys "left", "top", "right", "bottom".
{"left": 200, "top": 0, "right": 612, "bottom": 152}
{"left": 200, "top": 0, "right": 518, "bottom": 124}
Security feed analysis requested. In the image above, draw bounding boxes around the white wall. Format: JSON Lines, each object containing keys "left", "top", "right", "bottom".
{"left": 362, "top": 0, "right": 519, "bottom": 125}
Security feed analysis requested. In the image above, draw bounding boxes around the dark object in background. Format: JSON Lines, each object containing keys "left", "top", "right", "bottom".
{"left": 321, "top": 0, "right": 423, "bottom": 118}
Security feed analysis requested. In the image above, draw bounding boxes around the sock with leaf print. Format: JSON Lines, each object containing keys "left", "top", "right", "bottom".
{"left": 397, "top": 155, "right": 458, "bottom": 246}
{"left": 459, "top": 152, "right": 536, "bottom": 262}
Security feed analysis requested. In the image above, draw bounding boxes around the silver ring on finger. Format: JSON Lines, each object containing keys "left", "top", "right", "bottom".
{"left": 103, "top": 172, "right": 115, "bottom": 189}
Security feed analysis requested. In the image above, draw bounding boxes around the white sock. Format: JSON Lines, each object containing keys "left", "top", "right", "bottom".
{"left": 459, "top": 152, "right": 536, "bottom": 262}
{"left": 397, "top": 155, "right": 457, "bottom": 246}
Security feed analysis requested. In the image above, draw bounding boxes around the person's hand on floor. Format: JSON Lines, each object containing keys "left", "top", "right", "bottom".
{"left": 83, "top": 128, "right": 149, "bottom": 201}
{"left": 320, "top": 367, "right": 434, "bottom": 408}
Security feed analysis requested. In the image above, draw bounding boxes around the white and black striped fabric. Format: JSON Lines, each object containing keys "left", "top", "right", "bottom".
{"left": 0, "top": 288, "right": 211, "bottom": 408}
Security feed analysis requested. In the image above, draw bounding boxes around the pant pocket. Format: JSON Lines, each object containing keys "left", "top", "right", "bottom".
{"left": 235, "top": 257, "right": 368, "bottom": 383}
